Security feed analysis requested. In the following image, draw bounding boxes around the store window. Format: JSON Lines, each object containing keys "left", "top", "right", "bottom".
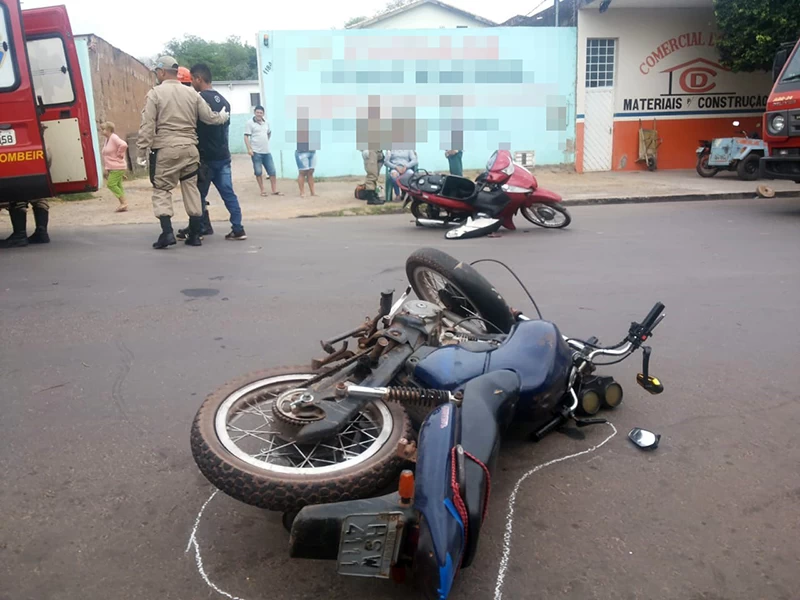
{"left": 586, "top": 38, "right": 615, "bottom": 88}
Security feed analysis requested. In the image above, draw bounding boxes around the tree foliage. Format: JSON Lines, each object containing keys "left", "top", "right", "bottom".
{"left": 713, "top": 0, "right": 800, "bottom": 72}
{"left": 344, "top": 16, "right": 367, "bottom": 28}
{"left": 163, "top": 35, "right": 258, "bottom": 81}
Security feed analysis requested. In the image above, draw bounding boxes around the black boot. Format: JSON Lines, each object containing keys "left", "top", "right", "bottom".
{"left": 366, "top": 190, "right": 384, "bottom": 205}
{"left": 201, "top": 210, "right": 214, "bottom": 235}
{"left": 1, "top": 207, "right": 29, "bottom": 248}
{"left": 153, "top": 216, "right": 176, "bottom": 249}
{"left": 27, "top": 205, "right": 50, "bottom": 244}
{"left": 185, "top": 215, "right": 203, "bottom": 246}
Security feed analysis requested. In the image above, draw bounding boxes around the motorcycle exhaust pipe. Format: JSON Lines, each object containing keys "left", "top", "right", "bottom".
{"left": 415, "top": 218, "right": 457, "bottom": 228}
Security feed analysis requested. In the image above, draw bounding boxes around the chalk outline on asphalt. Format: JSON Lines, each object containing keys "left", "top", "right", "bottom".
{"left": 493, "top": 422, "right": 618, "bottom": 600}
{"left": 186, "top": 423, "right": 618, "bottom": 600}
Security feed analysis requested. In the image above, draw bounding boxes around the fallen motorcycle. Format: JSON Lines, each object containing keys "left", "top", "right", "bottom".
{"left": 399, "top": 149, "right": 571, "bottom": 239}
{"left": 190, "top": 248, "right": 665, "bottom": 599}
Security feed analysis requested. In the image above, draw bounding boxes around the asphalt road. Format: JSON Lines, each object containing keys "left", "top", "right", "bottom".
{"left": 2, "top": 198, "right": 800, "bottom": 600}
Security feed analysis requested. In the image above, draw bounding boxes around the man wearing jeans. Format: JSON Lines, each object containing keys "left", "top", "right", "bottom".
{"left": 177, "top": 63, "right": 246, "bottom": 241}
{"left": 244, "top": 106, "right": 279, "bottom": 196}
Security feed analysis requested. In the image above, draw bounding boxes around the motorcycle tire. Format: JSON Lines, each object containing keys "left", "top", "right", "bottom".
{"left": 736, "top": 154, "right": 760, "bottom": 181}
{"left": 190, "top": 366, "right": 412, "bottom": 512}
{"left": 696, "top": 151, "right": 718, "bottom": 178}
{"left": 520, "top": 203, "right": 571, "bottom": 229}
{"left": 406, "top": 247, "right": 516, "bottom": 334}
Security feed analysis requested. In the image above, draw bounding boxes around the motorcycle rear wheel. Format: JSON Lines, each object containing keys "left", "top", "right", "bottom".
{"left": 696, "top": 151, "right": 719, "bottom": 178}
{"left": 520, "top": 203, "right": 572, "bottom": 229}
{"left": 406, "top": 247, "right": 516, "bottom": 333}
{"left": 190, "top": 367, "right": 412, "bottom": 512}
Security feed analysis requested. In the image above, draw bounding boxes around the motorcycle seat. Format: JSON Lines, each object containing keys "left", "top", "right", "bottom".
{"left": 457, "top": 370, "right": 520, "bottom": 567}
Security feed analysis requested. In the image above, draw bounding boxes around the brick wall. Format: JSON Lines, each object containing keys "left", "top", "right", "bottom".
{"left": 81, "top": 34, "right": 154, "bottom": 170}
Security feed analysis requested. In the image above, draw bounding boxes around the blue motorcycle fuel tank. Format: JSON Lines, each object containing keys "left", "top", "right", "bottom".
{"left": 413, "top": 320, "right": 573, "bottom": 419}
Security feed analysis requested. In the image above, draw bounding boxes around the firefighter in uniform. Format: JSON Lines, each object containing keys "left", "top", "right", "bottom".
{"left": 1, "top": 198, "right": 50, "bottom": 247}
{"left": 136, "top": 56, "right": 229, "bottom": 249}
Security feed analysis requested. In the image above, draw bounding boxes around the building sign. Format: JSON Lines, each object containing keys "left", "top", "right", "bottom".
{"left": 621, "top": 32, "right": 769, "bottom": 115}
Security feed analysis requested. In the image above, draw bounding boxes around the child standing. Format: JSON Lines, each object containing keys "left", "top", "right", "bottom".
{"left": 101, "top": 122, "right": 129, "bottom": 212}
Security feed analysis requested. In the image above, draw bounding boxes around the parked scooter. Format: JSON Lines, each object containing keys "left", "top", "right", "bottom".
{"left": 400, "top": 150, "right": 571, "bottom": 240}
{"left": 696, "top": 121, "right": 768, "bottom": 181}
{"left": 190, "top": 248, "right": 666, "bottom": 599}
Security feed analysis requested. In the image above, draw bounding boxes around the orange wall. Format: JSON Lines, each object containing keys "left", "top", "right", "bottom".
{"left": 610, "top": 116, "right": 762, "bottom": 171}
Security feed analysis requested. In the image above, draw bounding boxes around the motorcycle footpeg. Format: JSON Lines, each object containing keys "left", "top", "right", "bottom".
{"left": 574, "top": 417, "right": 608, "bottom": 428}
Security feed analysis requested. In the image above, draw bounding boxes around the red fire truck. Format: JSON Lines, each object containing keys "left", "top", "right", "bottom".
{"left": 0, "top": 0, "right": 98, "bottom": 207}
{"left": 760, "top": 39, "right": 800, "bottom": 183}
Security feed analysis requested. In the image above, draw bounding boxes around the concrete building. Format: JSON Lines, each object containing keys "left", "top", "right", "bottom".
{"left": 347, "top": 0, "right": 495, "bottom": 30}
{"left": 575, "top": 0, "right": 772, "bottom": 172}
{"left": 257, "top": 26, "right": 576, "bottom": 178}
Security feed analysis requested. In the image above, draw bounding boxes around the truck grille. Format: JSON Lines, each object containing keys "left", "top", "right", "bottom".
{"left": 791, "top": 110, "right": 800, "bottom": 136}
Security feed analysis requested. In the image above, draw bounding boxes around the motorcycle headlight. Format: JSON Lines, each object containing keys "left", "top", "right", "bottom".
{"left": 770, "top": 113, "right": 786, "bottom": 134}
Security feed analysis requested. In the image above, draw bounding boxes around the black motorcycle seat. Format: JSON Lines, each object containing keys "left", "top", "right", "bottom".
{"left": 457, "top": 370, "right": 520, "bottom": 567}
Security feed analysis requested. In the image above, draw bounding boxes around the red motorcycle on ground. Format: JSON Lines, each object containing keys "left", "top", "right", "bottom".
{"left": 400, "top": 150, "right": 571, "bottom": 240}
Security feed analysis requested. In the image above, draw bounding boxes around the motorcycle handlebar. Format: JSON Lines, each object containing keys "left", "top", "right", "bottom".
{"left": 640, "top": 302, "right": 665, "bottom": 334}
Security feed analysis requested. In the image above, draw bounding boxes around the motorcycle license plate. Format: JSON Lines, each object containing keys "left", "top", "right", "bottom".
{"left": 336, "top": 512, "right": 404, "bottom": 579}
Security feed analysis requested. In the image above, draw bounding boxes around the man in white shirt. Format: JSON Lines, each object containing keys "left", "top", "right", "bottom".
{"left": 244, "top": 106, "right": 280, "bottom": 196}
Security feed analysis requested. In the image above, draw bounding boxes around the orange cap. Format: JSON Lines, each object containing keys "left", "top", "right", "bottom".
{"left": 177, "top": 66, "right": 192, "bottom": 84}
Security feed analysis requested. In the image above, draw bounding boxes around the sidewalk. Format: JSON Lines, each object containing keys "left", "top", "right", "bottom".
{"left": 41, "top": 154, "right": 799, "bottom": 229}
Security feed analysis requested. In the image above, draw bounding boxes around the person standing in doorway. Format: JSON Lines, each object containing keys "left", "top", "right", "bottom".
{"left": 295, "top": 113, "right": 317, "bottom": 197}
{"left": 136, "top": 56, "right": 229, "bottom": 249}
{"left": 101, "top": 121, "right": 129, "bottom": 212}
{"left": 176, "top": 63, "right": 246, "bottom": 241}
{"left": 244, "top": 106, "right": 280, "bottom": 197}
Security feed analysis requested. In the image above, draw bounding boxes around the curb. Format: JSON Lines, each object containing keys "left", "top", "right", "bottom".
{"left": 562, "top": 189, "right": 797, "bottom": 207}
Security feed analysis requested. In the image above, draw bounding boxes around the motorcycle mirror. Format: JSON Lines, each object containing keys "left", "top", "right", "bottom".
{"left": 628, "top": 427, "right": 661, "bottom": 450}
{"left": 636, "top": 373, "right": 664, "bottom": 395}
{"left": 444, "top": 216, "right": 502, "bottom": 240}
{"left": 732, "top": 120, "right": 740, "bottom": 127}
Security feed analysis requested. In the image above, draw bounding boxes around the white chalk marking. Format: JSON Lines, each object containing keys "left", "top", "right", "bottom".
{"left": 493, "top": 423, "right": 618, "bottom": 600}
{"left": 186, "top": 490, "right": 250, "bottom": 600}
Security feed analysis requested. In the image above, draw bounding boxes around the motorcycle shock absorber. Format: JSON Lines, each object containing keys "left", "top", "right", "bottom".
{"left": 340, "top": 384, "right": 454, "bottom": 409}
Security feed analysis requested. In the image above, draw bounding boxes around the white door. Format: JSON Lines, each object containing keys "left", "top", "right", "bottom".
{"left": 583, "top": 39, "right": 616, "bottom": 172}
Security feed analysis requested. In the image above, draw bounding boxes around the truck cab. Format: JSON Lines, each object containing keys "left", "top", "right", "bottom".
{"left": 760, "top": 39, "right": 800, "bottom": 183}
{"left": 0, "top": 0, "right": 97, "bottom": 207}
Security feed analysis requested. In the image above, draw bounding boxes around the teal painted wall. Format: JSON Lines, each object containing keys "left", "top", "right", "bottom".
{"left": 257, "top": 27, "right": 577, "bottom": 178}
{"left": 228, "top": 114, "right": 250, "bottom": 154}
{"left": 75, "top": 37, "right": 103, "bottom": 187}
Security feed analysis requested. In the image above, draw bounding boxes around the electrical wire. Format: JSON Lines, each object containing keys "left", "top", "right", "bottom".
{"left": 469, "top": 258, "right": 543, "bottom": 320}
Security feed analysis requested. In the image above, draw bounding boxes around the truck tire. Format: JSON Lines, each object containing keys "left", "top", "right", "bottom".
{"left": 737, "top": 154, "right": 760, "bottom": 181}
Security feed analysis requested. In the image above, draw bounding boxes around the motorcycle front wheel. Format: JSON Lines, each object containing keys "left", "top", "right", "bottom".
{"left": 191, "top": 367, "right": 412, "bottom": 512}
{"left": 520, "top": 203, "right": 572, "bottom": 229}
{"left": 406, "top": 247, "right": 516, "bottom": 334}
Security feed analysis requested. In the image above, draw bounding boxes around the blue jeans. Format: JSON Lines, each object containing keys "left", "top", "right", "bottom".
{"left": 251, "top": 152, "right": 276, "bottom": 177}
{"left": 198, "top": 159, "right": 244, "bottom": 233}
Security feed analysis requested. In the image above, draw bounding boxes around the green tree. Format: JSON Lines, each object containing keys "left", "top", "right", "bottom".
{"left": 714, "top": 0, "right": 800, "bottom": 72}
{"left": 163, "top": 35, "right": 258, "bottom": 80}
{"left": 344, "top": 16, "right": 367, "bottom": 28}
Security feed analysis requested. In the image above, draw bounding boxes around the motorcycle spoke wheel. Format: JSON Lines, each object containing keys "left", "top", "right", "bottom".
{"left": 214, "top": 374, "right": 393, "bottom": 475}
{"left": 412, "top": 266, "right": 491, "bottom": 332}
{"left": 520, "top": 203, "right": 571, "bottom": 229}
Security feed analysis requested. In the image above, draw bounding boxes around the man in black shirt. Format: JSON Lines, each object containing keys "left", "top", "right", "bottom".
{"left": 177, "top": 63, "right": 246, "bottom": 241}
